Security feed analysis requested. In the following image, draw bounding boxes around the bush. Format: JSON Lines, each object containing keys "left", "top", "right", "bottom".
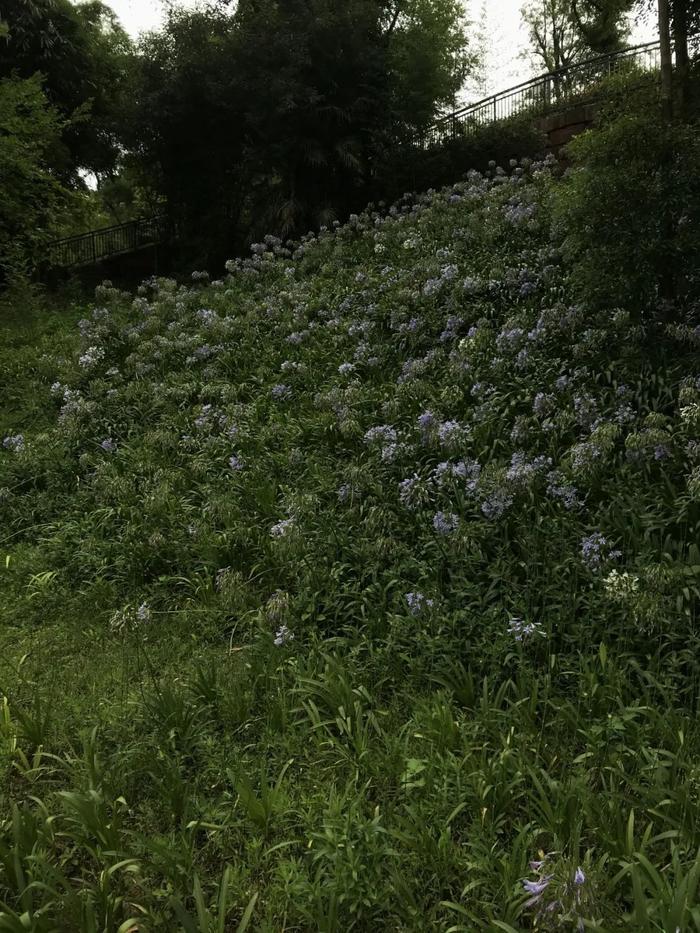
{"left": 552, "top": 77, "right": 700, "bottom": 322}
{"left": 374, "top": 113, "right": 546, "bottom": 201}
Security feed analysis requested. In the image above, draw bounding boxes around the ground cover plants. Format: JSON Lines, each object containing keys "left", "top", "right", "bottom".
{"left": 1, "top": 151, "right": 700, "bottom": 931}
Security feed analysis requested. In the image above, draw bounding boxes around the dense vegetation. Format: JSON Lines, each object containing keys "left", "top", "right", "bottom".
{"left": 2, "top": 109, "right": 700, "bottom": 929}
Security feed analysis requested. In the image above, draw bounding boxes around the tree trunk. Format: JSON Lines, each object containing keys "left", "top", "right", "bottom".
{"left": 672, "top": 0, "right": 689, "bottom": 118}
{"left": 658, "top": 0, "right": 674, "bottom": 121}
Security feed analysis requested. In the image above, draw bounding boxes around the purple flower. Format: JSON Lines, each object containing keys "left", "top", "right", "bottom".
{"left": 433, "top": 511, "right": 459, "bottom": 535}
{"left": 581, "top": 532, "right": 621, "bottom": 571}
{"left": 546, "top": 472, "right": 582, "bottom": 510}
{"left": 100, "top": 438, "right": 116, "bottom": 453}
{"left": 523, "top": 877, "right": 552, "bottom": 898}
{"left": 405, "top": 592, "right": 435, "bottom": 616}
{"left": 417, "top": 410, "right": 436, "bottom": 436}
{"left": 398, "top": 474, "right": 421, "bottom": 508}
{"left": 271, "top": 384, "right": 292, "bottom": 400}
{"left": 136, "top": 602, "right": 151, "bottom": 623}
{"left": 438, "top": 420, "right": 463, "bottom": 447}
{"left": 508, "top": 617, "right": 545, "bottom": 642}
{"left": 481, "top": 489, "right": 513, "bottom": 521}
{"left": 271, "top": 518, "right": 295, "bottom": 538}
{"left": 3, "top": 434, "right": 25, "bottom": 452}
{"left": 574, "top": 867, "right": 586, "bottom": 886}
{"left": 338, "top": 362, "right": 356, "bottom": 376}
{"left": 364, "top": 425, "right": 397, "bottom": 446}
{"left": 274, "top": 624, "right": 294, "bottom": 646}
{"left": 229, "top": 454, "right": 245, "bottom": 471}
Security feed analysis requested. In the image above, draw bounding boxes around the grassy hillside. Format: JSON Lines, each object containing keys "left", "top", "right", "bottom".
{"left": 1, "top": 155, "right": 700, "bottom": 931}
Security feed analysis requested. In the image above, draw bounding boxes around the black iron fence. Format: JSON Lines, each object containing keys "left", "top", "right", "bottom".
{"left": 419, "top": 40, "right": 663, "bottom": 148}
{"left": 47, "top": 215, "right": 171, "bottom": 269}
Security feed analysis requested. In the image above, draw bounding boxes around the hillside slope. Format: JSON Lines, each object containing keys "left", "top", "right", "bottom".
{"left": 1, "top": 156, "right": 700, "bottom": 930}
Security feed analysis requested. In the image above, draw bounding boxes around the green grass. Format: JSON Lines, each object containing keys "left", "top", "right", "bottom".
{"left": 0, "top": 158, "right": 699, "bottom": 930}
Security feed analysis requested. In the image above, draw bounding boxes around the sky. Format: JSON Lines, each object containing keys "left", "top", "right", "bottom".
{"left": 107, "top": 0, "right": 656, "bottom": 103}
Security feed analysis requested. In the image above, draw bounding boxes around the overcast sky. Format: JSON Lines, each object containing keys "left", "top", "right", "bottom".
{"left": 107, "top": 0, "right": 655, "bottom": 102}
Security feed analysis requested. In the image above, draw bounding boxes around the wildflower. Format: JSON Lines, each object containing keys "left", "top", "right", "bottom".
{"left": 506, "top": 451, "right": 551, "bottom": 485}
{"left": 523, "top": 876, "right": 552, "bottom": 901}
{"left": 364, "top": 425, "right": 397, "bottom": 446}
{"left": 574, "top": 867, "right": 586, "bottom": 886}
{"left": 271, "top": 384, "right": 292, "bottom": 400}
{"left": 480, "top": 489, "right": 513, "bottom": 521}
{"left": 100, "top": 438, "right": 117, "bottom": 453}
{"left": 271, "top": 518, "right": 295, "bottom": 538}
{"left": 533, "top": 392, "right": 553, "bottom": 416}
{"left": 337, "top": 483, "right": 352, "bottom": 502}
{"left": 546, "top": 471, "right": 582, "bottom": 510}
{"left": 229, "top": 454, "right": 245, "bottom": 471}
{"left": 197, "top": 308, "right": 218, "bottom": 326}
{"left": 274, "top": 624, "right": 294, "bottom": 646}
{"left": 581, "top": 532, "right": 621, "bottom": 571}
{"left": 2, "top": 434, "right": 25, "bottom": 452}
{"left": 78, "top": 345, "right": 105, "bottom": 369}
{"left": 508, "top": 617, "right": 545, "bottom": 641}
{"left": 432, "top": 511, "right": 459, "bottom": 535}
{"left": 136, "top": 602, "right": 151, "bottom": 623}
{"left": 405, "top": 592, "right": 435, "bottom": 616}
{"left": 417, "top": 410, "right": 436, "bottom": 436}
{"left": 338, "top": 362, "right": 356, "bottom": 376}
{"left": 437, "top": 420, "right": 464, "bottom": 447}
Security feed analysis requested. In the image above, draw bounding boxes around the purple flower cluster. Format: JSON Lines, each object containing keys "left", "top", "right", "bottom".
{"left": 480, "top": 489, "right": 513, "bottom": 521}
{"left": 581, "top": 532, "right": 621, "bottom": 571}
{"left": 405, "top": 591, "right": 435, "bottom": 616}
{"left": 274, "top": 624, "right": 294, "bottom": 646}
{"left": 2, "top": 434, "right": 25, "bottom": 452}
{"left": 546, "top": 471, "right": 581, "bottom": 510}
{"left": 508, "top": 617, "right": 545, "bottom": 642}
{"left": 522, "top": 857, "right": 589, "bottom": 931}
{"left": 433, "top": 511, "right": 459, "bottom": 535}
{"left": 271, "top": 518, "right": 295, "bottom": 538}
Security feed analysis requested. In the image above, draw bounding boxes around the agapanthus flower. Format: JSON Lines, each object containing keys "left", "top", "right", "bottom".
{"left": 432, "top": 511, "right": 459, "bottom": 535}
{"left": 405, "top": 591, "right": 435, "bottom": 616}
{"left": 271, "top": 518, "right": 295, "bottom": 538}
{"left": 508, "top": 617, "right": 545, "bottom": 642}
{"left": 274, "top": 624, "right": 294, "bottom": 647}
{"left": 481, "top": 489, "right": 513, "bottom": 520}
{"left": 136, "top": 602, "right": 151, "bottom": 623}
{"left": 2, "top": 434, "right": 25, "bottom": 452}
{"left": 581, "top": 532, "right": 621, "bottom": 571}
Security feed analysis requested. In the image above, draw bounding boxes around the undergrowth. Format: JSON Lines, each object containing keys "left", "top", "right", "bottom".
{"left": 1, "top": 155, "right": 699, "bottom": 930}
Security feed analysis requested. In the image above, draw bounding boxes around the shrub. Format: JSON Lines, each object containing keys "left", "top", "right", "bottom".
{"left": 552, "top": 78, "right": 700, "bottom": 322}
{"left": 374, "top": 113, "right": 546, "bottom": 200}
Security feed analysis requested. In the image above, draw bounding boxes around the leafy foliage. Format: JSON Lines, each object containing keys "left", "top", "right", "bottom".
{"left": 553, "top": 75, "right": 700, "bottom": 318}
{"left": 0, "top": 74, "right": 73, "bottom": 283}
{"left": 1, "top": 149, "right": 700, "bottom": 929}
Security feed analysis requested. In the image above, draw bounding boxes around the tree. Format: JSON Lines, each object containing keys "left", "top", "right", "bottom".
{"left": 0, "top": 73, "right": 74, "bottom": 281}
{"left": 572, "top": 0, "right": 700, "bottom": 115}
{"left": 128, "top": 0, "right": 476, "bottom": 265}
{"left": 0, "top": 0, "right": 134, "bottom": 181}
{"left": 520, "top": 0, "right": 629, "bottom": 94}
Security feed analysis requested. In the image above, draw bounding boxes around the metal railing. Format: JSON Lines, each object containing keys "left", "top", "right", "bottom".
{"left": 47, "top": 215, "right": 171, "bottom": 268}
{"left": 418, "top": 39, "right": 663, "bottom": 148}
